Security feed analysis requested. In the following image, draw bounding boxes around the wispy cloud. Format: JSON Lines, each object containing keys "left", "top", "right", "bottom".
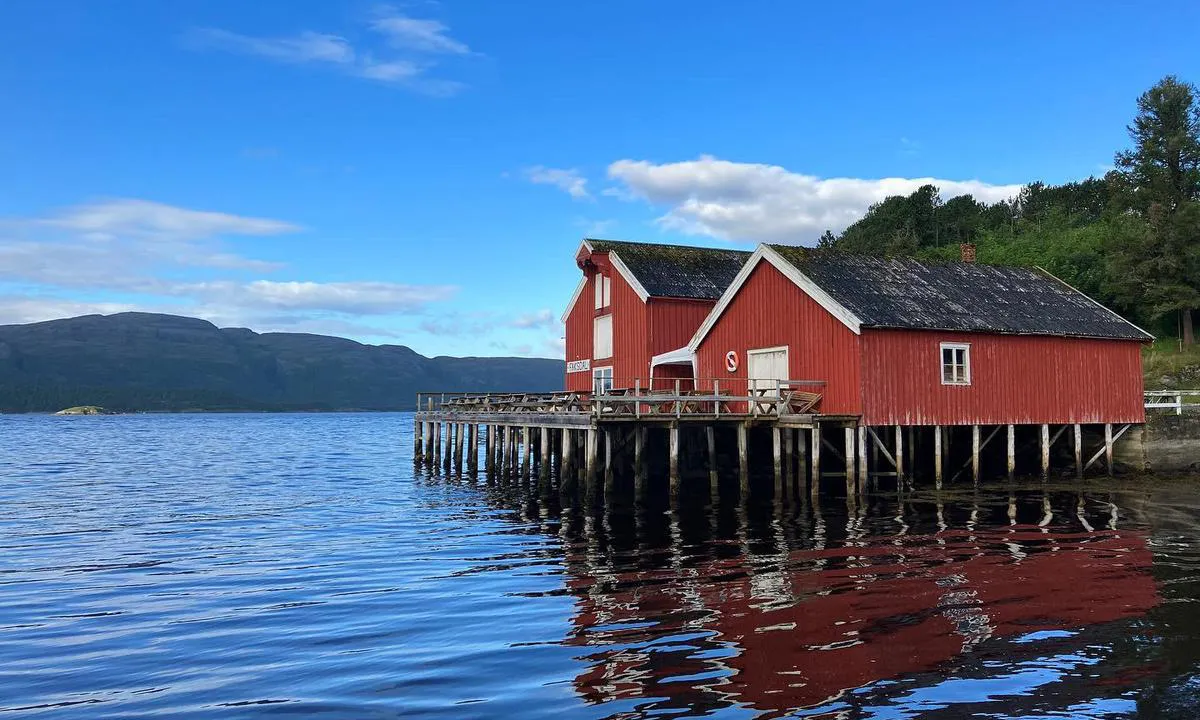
{"left": 190, "top": 6, "right": 476, "bottom": 95}
{"left": 510, "top": 309, "right": 559, "bottom": 331}
{"left": 525, "top": 166, "right": 590, "bottom": 199}
{"left": 0, "top": 198, "right": 458, "bottom": 336}
{"left": 370, "top": 11, "right": 472, "bottom": 55}
{"left": 194, "top": 29, "right": 355, "bottom": 65}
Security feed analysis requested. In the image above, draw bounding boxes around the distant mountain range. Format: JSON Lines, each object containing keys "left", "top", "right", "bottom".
{"left": 0, "top": 313, "right": 564, "bottom": 412}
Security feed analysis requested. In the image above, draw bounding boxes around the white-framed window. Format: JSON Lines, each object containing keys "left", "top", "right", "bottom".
{"left": 593, "top": 314, "right": 613, "bottom": 359}
{"left": 593, "top": 366, "right": 614, "bottom": 394}
{"left": 940, "top": 342, "right": 971, "bottom": 385}
{"left": 593, "top": 274, "right": 611, "bottom": 309}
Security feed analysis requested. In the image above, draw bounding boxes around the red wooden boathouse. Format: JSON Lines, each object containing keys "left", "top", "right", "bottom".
{"left": 562, "top": 239, "right": 748, "bottom": 393}
{"left": 678, "top": 243, "right": 1152, "bottom": 426}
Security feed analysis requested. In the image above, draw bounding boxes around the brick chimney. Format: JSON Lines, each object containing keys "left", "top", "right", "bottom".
{"left": 960, "top": 243, "right": 977, "bottom": 263}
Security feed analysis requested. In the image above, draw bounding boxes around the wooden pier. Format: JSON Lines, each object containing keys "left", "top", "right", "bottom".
{"left": 412, "top": 380, "right": 1136, "bottom": 503}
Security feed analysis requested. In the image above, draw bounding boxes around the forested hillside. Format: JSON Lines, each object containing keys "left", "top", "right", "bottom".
{"left": 0, "top": 313, "right": 564, "bottom": 412}
{"left": 822, "top": 75, "right": 1200, "bottom": 353}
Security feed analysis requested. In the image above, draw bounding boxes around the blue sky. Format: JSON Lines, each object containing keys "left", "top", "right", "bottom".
{"left": 1, "top": 1, "right": 1198, "bottom": 358}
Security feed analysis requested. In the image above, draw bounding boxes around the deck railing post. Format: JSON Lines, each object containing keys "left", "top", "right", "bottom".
{"left": 675, "top": 378, "right": 681, "bottom": 419}
{"left": 714, "top": 379, "right": 720, "bottom": 418}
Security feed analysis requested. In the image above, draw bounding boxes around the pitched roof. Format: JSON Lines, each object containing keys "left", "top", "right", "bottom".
{"left": 764, "top": 245, "right": 1151, "bottom": 341}
{"left": 585, "top": 239, "right": 751, "bottom": 300}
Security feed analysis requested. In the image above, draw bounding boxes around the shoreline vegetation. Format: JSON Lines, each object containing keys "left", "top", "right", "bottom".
{"left": 822, "top": 75, "right": 1200, "bottom": 357}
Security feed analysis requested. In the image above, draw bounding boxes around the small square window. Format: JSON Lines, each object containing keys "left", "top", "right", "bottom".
{"left": 940, "top": 343, "right": 971, "bottom": 385}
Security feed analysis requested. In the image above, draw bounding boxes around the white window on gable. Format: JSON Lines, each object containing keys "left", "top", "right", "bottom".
{"left": 940, "top": 342, "right": 971, "bottom": 385}
{"left": 602, "top": 275, "right": 611, "bottom": 307}
{"left": 593, "top": 314, "right": 613, "bottom": 360}
{"left": 594, "top": 275, "right": 603, "bottom": 309}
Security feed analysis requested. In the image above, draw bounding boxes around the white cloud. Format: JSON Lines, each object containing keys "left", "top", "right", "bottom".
{"left": 370, "top": 10, "right": 471, "bottom": 55}
{"left": 192, "top": 9, "right": 474, "bottom": 95}
{"left": 607, "top": 155, "right": 1023, "bottom": 244}
{"left": 357, "top": 58, "right": 423, "bottom": 82}
{"left": 194, "top": 29, "right": 356, "bottom": 65}
{"left": 0, "top": 198, "right": 460, "bottom": 340}
{"left": 525, "top": 166, "right": 590, "bottom": 199}
{"left": 182, "top": 280, "right": 457, "bottom": 315}
{"left": 44, "top": 198, "right": 300, "bottom": 240}
{"left": 510, "top": 309, "right": 559, "bottom": 331}
{"left": 0, "top": 296, "right": 140, "bottom": 326}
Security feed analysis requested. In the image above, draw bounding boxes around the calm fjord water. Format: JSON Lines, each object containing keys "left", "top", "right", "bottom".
{"left": 3, "top": 414, "right": 1200, "bottom": 719}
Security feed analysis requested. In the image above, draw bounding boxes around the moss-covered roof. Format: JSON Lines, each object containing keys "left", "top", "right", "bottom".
{"left": 586, "top": 239, "right": 750, "bottom": 300}
{"left": 767, "top": 245, "right": 1151, "bottom": 341}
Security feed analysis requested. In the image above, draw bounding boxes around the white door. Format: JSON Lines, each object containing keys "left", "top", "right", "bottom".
{"left": 747, "top": 346, "right": 788, "bottom": 396}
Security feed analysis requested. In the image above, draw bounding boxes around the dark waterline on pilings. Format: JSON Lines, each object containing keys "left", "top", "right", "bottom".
{"left": 2, "top": 412, "right": 1200, "bottom": 718}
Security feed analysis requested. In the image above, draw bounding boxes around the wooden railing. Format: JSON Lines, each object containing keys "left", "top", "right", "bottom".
{"left": 417, "top": 379, "right": 825, "bottom": 419}
{"left": 1145, "top": 390, "right": 1200, "bottom": 414}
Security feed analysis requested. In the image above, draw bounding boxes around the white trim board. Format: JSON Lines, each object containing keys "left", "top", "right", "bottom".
{"left": 687, "top": 244, "right": 862, "bottom": 352}
{"left": 559, "top": 276, "right": 587, "bottom": 324}
{"left": 577, "top": 239, "right": 651, "bottom": 304}
{"left": 607, "top": 252, "right": 650, "bottom": 303}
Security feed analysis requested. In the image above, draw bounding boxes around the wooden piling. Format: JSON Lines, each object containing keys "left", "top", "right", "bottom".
{"left": 454, "top": 423, "right": 464, "bottom": 473}
{"left": 604, "top": 428, "right": 615, "bottom": 497}
{"left": 856, "top": 425, "right": 868, "bottom": 493}
{"left": 443, "top": 422, "right": 452, "bottom": 472}
{"left": 669, "top": 425, "right": 681, "bottom": 499}
{"left": 783, "top": 429, "right": 794, "bottom": 500}
{"left": 433, "top": 421, "right": 442, "bottom": 469}
{"left": 1074, "top": 423, "right": 1083, "bottom": 478}
{"left": 810, "top": 425, "right": 821, "bottom": 498}
{"left": 706, "top": 426, "right": 718, "bottom": 502}
{"left": 561, "top": 428, "right": 574, "bottom": 482}
{"left": 585, "top": 428, "right": 598, "bottom": 491}
{"left": 971, "top": 424, "right": 981, "bottom": 485}
{"left": 539, "top": 427, "right": 551, "bottom": 481}
{"left": 1006, "top": 424, "right": 1015, "bottom": 480}
{"left": 522, "top": 426, "right": 532, "bottom": 481}
{"left": 844, "top": 427, "right": 856, "bottom": 496}
{"left": 737, "top": 424, "right": 749, "bottom": 496}
{"left": 1105, "top": 423, "right": 1114, "bottom": 476}
{"left": 634, "top": 427, "right": 646, "bottom": 499}
{"left": 773, "top": 427, "right": 783, "bottom": 499}
{"left": 1041, "top": 424, "right": 1050, "bottom": 479}
{"left": 414, "top": 418, "right": 424, "bottom": 463}
{"left": 467, "top": 424, "right": 477, "bottom": 474}
{"left": 798, "top": 428, "right": 810, "bottom": 496}
{"left": 934, "top": 425, "right": 943, "bottom": 490}
{"left": 894, "top": 425, "right": 904, "bottom": 485}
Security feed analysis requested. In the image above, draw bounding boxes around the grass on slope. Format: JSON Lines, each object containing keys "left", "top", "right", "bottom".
{"left": 1144, "top": 340, "right": 1200, "bottom": 390}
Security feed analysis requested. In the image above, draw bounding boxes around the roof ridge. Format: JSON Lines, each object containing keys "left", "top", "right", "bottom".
{"left": 587, "top": 237, "right": 751, "bottom": 254}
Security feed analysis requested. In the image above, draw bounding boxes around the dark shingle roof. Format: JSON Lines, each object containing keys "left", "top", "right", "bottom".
{"left": 587, "top": 239, "right": 750, "bottom": 300}
{"left": 766, "top": 245, "right": 1150, "bottom": 341}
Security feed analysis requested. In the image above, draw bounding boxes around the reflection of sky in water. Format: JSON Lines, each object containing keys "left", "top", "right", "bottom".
{"left": 792, "top": 633, "right": 1135, "bottom": 719}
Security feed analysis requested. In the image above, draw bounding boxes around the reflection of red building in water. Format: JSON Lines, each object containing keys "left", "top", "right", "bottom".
{"left": 565, "top": 525, "right": 1158, "bottom": 716}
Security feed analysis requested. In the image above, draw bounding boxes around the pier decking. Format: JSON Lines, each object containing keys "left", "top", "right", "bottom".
{"left": 412, "top": 381, "right": 1145, "bottom": 504}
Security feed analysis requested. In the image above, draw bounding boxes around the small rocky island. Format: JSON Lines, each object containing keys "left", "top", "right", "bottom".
{"left": 55, "top": 406, "right": 113, "bottom": 415}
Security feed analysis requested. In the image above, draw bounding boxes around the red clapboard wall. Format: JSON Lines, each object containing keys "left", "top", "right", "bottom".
{"left": 859, "top": 330, "right": 1146, "bottom": 426}
{"left": 694, "top": 261, "right": 863, "bottom": 415}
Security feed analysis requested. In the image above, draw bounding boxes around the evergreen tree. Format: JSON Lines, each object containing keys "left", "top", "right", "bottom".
{"left": 1112, "top": 75, "right": 1200, "bottom": 344}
